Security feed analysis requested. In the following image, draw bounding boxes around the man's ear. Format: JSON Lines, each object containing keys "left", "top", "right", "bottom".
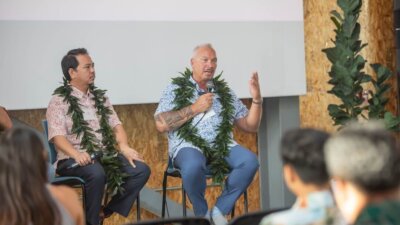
{"left": 283, "top": 164, "right": 297, "bottom": 184}
{"left": 68, "top": 68, "right": 76, "bottom": 80}
{"left": 190, "top": 58, "right": 194, "bottom": 66}
{"left": 331, "top": 177, "right": 346, "bottom": 192}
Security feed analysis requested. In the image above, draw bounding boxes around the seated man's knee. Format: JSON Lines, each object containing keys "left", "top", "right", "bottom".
{"left": 139, "top": 162, "right": 151, "bottom": 181}
{"left": 125, "top": 162, "right": 151, "bottom": 183}
{"left": 242, "top": 152, "right": 260, "bottom": 173}
{"left": 88, "top": 168, "right": 107, "bottom": 185}
{"left": 182, "top": 159, "right": 206, "bottom": 175}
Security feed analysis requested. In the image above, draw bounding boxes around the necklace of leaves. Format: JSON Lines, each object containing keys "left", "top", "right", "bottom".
{"left": 53, "top": 78, "right": 128, "bottom": 196}
{"left": 172, "top": 68, "right": 235, "bottom": 183}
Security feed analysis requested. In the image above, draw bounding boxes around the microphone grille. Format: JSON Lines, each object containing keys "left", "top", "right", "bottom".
{"left": 94, "top": 151, "right": 103, "bottom": 158}
{"left": 206, "top": 80, "right": 215, "bottom": 93}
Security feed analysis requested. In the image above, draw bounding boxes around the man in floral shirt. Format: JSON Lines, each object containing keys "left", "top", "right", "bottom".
{"left": 46, "top": 48, "right": 150, "bottom": 225}
{"left": 154, "top": 43, "right": 262, "bottom": 225}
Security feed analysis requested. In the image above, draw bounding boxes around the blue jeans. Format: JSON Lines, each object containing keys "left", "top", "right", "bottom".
{"left": 174, "top": 145, "right": 259, "bottom": 216}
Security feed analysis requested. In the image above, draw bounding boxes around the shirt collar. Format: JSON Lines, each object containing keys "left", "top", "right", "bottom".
{"left": 292, "top": 190, "right": 334, "bottom": 209}
{"left": 189, "top": 75, "right": 206, "bottom": 94}
{"left": 70, "top": 85, "right": 93, "bottom": 99}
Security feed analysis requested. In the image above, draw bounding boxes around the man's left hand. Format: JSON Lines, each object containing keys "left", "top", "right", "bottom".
{"left": 249, "top": 72, "right": 262, "bottom": 101}
{"left": 120, "top": 146, "right": 144, "bottom": 168}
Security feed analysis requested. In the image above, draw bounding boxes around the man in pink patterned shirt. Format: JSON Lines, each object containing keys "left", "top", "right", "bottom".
{"left": 46, "top": 48, "right": 150, "bottom": 225}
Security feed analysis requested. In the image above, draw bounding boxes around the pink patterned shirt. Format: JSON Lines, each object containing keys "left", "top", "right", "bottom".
{"left": 46, "top": 85, "right": 121, "bottom": 161}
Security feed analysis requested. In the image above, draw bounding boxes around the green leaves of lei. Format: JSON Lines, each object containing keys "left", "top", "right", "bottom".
{"left": 53, "top": 78, "right": 128, "bottom": 196}
{"left": 172, "top": 68, "right": 235, "bottom": 183}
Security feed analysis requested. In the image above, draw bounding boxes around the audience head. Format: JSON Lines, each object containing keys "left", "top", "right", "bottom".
{"left": 0, "top": 107, "right": 12, "bottom": 132}
{"left": 0, "top": 127, "right": 61, "bottom": 225}
{"left": 61, "top": 48, "right": 89, "bottom": 81}
{"left": 0, "top": 127, "right": 48, "bottom": 183}
{"left": 280, "top": 128, "right": 330, "bottom": 195}
{"left": 324, "top": 121, "right": 400, "bottom": 223}
{"left": 191, "top": 43, "right": 217, "bottom": 83}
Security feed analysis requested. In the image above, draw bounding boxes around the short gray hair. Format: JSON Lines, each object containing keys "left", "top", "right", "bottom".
{"left": 192, "top": 43, "right": 215, "bottom": 58}
{"left": 324, "top": 121, "right": 400, "bottom": 193}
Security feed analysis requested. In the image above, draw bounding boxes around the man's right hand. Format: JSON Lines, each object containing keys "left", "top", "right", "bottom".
{"left": 192, "top": 93, "right": 214, "bottom": 113}
{"left": 154, "top": 93, "right": 214, "bottom": 132}
{"left": 53, "top": 135, "right": 94, "bottom": 167}
{"left": 72, "top": 152, "right": 93, "bottom": 166}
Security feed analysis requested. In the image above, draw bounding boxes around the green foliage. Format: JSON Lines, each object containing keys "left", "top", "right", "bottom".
{"left": 322, "top": 0, "right": 400, "bottom": 130}
{"left": 54, "top": 78, "right": 128, "bottom": 196}
{"left": 172, "top": 68, "right": 234, "bottom": 183}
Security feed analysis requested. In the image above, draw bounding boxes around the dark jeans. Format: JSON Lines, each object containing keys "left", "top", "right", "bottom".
{"left": 57, "top": 154, "right": 151, "bottom": 225}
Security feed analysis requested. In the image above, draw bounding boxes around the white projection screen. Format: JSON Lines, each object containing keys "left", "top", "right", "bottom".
{"left": 0, "top": 0, "right": 306, "bottom": 110}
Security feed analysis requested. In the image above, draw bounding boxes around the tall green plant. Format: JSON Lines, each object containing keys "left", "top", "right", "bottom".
{"left": 322, "top": 0, "right": 400, "bottom": 130}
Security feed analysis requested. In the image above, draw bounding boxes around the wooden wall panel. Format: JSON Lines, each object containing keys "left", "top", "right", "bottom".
{"left": 301, "top": 0, "right": 397, "bottom": 131}
{"left": 366, "top": 0, "right": 397, "bottom": 113}
{"left": 8, "top": 108, "right": 46, "bottom": 130}
{"left": 301, "top": 0, "right": 340, "bottom": 132}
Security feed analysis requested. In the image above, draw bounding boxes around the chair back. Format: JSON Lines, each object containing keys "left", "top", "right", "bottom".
{"left": 228, "top": 208, "right": 288, "bottom": 225}
{"left": 124, "top": 217, "right": 211, "bottom": 225}
{"left": 41, "top": 119, "right": 58, "bottom": 164}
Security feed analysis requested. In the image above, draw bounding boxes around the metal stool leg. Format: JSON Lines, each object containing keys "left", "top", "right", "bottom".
{"left": 161, "top": 171, "right": 168, "bottom": 218}
{"left": 230, "top": 189, "right": 248, "bottom": 219}
{"left": 182, "top": 185, "right": 187, "bottom": 216}
{"left": 136, "top": 194, "right": 141, "bottom": 221}
{"left": 99, "top": 190, "right": 109, "bottom": 225}
{"left": 81, "top": 184, "right": 86, "bottom": 214}
{"left": 244, "top": 190, "right": 248, "bottom": 213}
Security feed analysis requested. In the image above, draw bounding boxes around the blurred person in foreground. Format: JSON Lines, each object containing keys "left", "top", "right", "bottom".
{"left": 324, "top": 121, "right": 400, "bottom": 225}
{"left": 0, "top": 127, "right": 84, "bottom": 225}
{"left": 260, "top": 128, "right": 343, "bottom": 225}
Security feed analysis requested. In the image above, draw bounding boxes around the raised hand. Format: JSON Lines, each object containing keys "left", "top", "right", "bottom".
{"left": 249, "top": 72, "right": 262, "bottom": 103}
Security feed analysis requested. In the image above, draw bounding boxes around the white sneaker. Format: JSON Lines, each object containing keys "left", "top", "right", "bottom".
{"left": 210, "top": 207, "right": 228, "bottom": 225}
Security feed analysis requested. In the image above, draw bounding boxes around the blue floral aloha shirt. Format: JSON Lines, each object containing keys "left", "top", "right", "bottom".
{"left": 155, "top": 75, "right": 248, "bottom": 159}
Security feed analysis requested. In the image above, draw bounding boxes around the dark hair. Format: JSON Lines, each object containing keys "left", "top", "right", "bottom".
{"left": 280, "top": 128, "right": 330, "bottom": 186}
{"left": 325, "top": 121, "right": 400, "bottom": 193}
{"left": 0, "top": 127, "right": 61, "bottom": 225}
{"left": 61, "top": 48, "right": 88, "bottom": 80}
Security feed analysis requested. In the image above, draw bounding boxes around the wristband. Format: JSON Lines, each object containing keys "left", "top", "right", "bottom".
{"left": 252, "top": 99, "right": 263, "bottom": 105}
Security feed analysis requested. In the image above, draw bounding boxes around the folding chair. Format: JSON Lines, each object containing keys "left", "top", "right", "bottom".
{"left": 42, "top": 119, "right": 87, "bottom": 210}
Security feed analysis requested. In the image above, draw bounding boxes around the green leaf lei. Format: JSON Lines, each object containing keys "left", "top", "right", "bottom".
{"left": 53, "top": 78, "right": 128, "bottom": 196}
{"left": 172, "top": 68, "right": 235, "bottom": 183}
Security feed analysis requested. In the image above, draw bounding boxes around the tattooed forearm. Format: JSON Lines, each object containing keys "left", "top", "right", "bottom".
{"left": 155, "top": 106, "right": 194, "bottom": 131}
